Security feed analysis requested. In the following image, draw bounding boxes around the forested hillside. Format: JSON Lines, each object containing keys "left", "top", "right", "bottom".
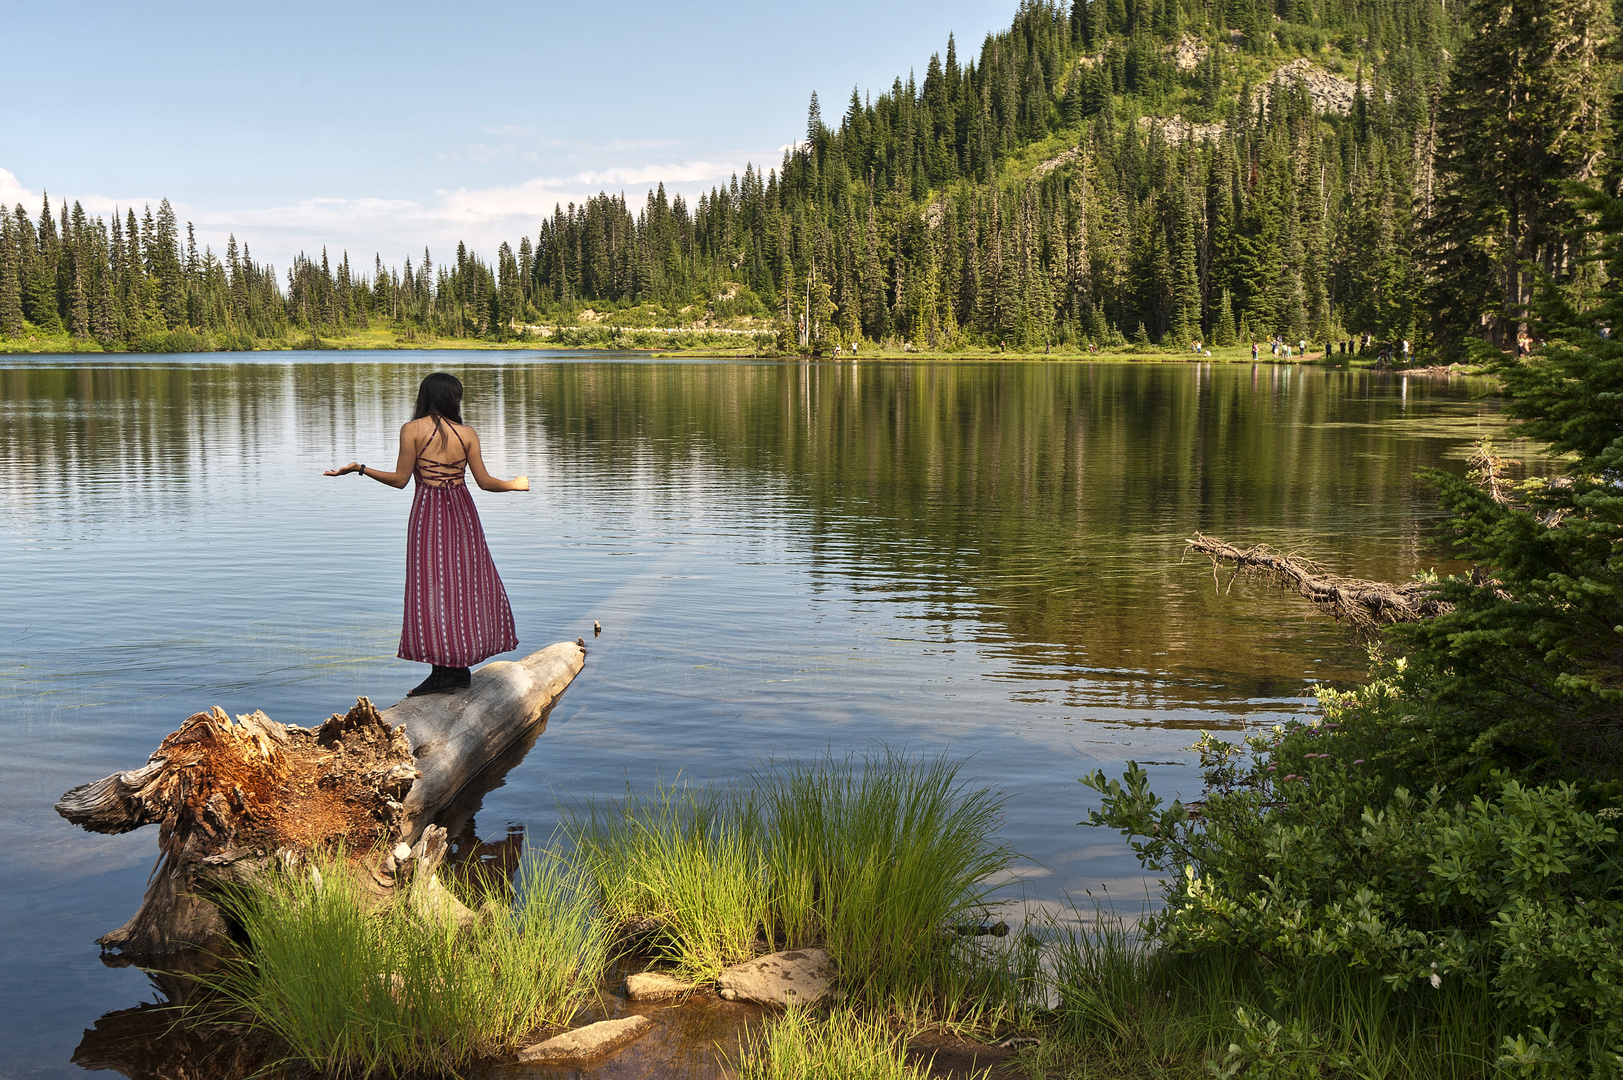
{"left": 1, "top": 0, "right": 1614, "bottom": 355}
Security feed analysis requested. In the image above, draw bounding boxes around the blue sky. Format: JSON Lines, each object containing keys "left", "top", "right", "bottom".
{"left": 1, "top": 0, "right": 1015, "bottom": 272}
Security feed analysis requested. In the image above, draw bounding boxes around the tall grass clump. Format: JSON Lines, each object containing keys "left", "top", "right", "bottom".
{"left": 568, "top": 783, "right": 771, "bottom": 981}
{"left": 758, "top": 753, "right": 1015, "bottom": 1014}
{"left": 207, "top": 846, "right": 609, "bottom": 1075}
{"left": 730, "top": 1005, "right": 947, "bottom": 1080}
{"left": 1038, "top": 902, "right": 1505, "bottom": 1079}
{"left": 567, "top": 752, "right": 1020, "bottom": 1019}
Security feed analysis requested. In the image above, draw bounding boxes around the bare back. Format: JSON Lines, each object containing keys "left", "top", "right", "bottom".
{"left": 409, "top": 415, "right": 475, "bottom": 487}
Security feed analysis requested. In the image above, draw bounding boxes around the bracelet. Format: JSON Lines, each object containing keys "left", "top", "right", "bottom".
{"left": 358, "top": 464, "right": 366, "bottom": 478}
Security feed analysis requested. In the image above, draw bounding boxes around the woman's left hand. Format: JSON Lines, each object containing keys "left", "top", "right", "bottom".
{"left": 325, "top": 462, "right": 362, "bottom": 477}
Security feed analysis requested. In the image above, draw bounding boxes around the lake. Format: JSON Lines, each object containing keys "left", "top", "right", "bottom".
{"left": 0, "top": 352, "right": 1529, "bottom": 1076}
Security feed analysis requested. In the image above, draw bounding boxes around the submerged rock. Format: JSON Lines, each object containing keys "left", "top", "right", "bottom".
{"left": 625, "top": 971, "right": 696, "bottom": 1001}
{"left": 717, "top": 948, "right": 836, "bottom": 1007}
{"left": 516, "top": 1015, "right": 653, "bottom": 1065}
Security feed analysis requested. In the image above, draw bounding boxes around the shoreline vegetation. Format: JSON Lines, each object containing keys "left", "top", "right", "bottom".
{"left": 183, "top": 753, "right": 1515, "bottom": 1079}
{"left": 198, "top": 753, "right": 1044, "bottom": 1077}
{"left": 184, "top": 747, "right": 1526, "bottom": 1079}
{"left": 0, "top": 316, "right": 1478, "bottom": 372}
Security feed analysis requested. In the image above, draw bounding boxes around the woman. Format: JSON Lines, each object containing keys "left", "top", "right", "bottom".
{"left": 326, "top": 372, "right": 527, "bottom": 696}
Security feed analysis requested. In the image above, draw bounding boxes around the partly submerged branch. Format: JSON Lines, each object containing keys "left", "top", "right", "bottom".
{"left": 1468, "top": 439, "right": 1520, "bottom": 508}
{"left": 1183, "top": 534, "right": 1451, "bottom": 632}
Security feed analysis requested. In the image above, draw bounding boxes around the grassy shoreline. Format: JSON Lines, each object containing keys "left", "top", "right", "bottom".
{"left": 185, "top": 750, "right": 1513, "bottom": 1079}
{"left": 202, "top": 753, "right": 1037, "bottom": 1076}
{"left": 0, "top": 325, "right": 1482, "bottom": 373}
{"left": 1, "top": 316, "right": 1486, "bottom": 370}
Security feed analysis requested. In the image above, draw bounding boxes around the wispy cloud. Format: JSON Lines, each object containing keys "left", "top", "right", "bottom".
{"left": 0, "top": 168, "right": 34, "bottom": 209}
{"left": 1, "top": 166, "right": 174, "bottom": 223}
{"left": 0, "top": 156, "right": 769, "bottom": 271}
{"left": 195, "top": 163, "right": 751, "bottom": 266}
{"left": 572, "top": 160, "right": 742, "bottom": 188}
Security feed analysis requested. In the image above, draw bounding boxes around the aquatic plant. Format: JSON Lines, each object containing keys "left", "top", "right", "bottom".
{"left": 730, "top": 1005, "right": 948, "bottom": 1080}
{"left": 569, "top": 782, "right": 772, "bottom": 981}
{"left": 207, "top": 845, "right": 609, "bottom": 1075}
{"left": 755, "top": 752, "right": 1016, "bottom": 1012}
{"left": 568, "top": 751, "right": 1020, "bottom": 1016}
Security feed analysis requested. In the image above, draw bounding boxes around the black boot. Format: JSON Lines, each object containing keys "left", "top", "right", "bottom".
{"left": 408, "top": 665, "right": 456, "bottom": 697}
{"left": 451, "top": 666, "right": 471, "bottom": 689}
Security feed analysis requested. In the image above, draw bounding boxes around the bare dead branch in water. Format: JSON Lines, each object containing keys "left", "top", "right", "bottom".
{"left": 1468, "top": 437, "right": 1575, "bottom": 528}
{"left": 1468, "top": 439, "right": 1520, "bottom": 507}
{"left": 1183, "top": 534, "right": 1452, "bottom": 633}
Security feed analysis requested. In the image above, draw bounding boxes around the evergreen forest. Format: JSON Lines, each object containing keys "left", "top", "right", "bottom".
{"left": 0, "top": 0, "right": 1616, "bottom": 358}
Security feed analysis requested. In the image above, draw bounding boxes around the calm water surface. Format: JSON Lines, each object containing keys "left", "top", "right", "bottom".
{"left": 0, "top": 351, "right": 1531, "bottom": 1077}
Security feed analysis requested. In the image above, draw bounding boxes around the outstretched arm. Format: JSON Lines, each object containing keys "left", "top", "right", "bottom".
{"left": 324, "top": 424, "right": 416, "bottom": 488}
{"left": 466, "top": 430, "right": 529, "bottom": 492}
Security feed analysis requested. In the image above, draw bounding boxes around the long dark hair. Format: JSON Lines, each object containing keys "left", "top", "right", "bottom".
{"left": 413, "top": 372, "right": 464, "bottom": 424}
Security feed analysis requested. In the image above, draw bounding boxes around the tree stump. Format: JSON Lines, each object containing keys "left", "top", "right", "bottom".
{"left": 55, "top": 641, "right": 586, "bottom": 960}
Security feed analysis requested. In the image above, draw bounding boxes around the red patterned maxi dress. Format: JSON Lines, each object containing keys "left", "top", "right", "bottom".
{"left": 397, "top": 419, "right": 518, "bottom": 667}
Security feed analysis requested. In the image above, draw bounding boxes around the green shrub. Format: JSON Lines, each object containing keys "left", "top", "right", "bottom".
{"left": 713, "top": 288, "right": 766, "bottom": 320}
{"left": 1081, "top": 695, "right": 1623, "bottom": 1076}
{"left": 213, "top": 330, "right": 257, "bottom": 351}
{"left": 138, "top": 328, "right": 213, "bottom": 353}
{"left": 206, "top": 846, "right": 609, "bottom": 1075}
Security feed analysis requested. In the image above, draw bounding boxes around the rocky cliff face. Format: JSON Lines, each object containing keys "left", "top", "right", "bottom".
{"left": 1264, "top": 57, "right": 1361, "bottom": 116}
{"left": 1036, "top": 54, "right": 1367, "bottom": 169}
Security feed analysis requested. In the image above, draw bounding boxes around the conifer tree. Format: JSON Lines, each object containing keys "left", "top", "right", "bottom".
{"left": 0, "top": 213, "right": 21, "bottom": 337}
{"left": 92, "top": 243, "right": 114, "bottom": 341}
{"left": 1424, "top": 0, "right": 1614, "bottom": 356}
{"left": 1213, "top": 287, "right": 1237, "bottom": 345}
{"left": 68, "top": 258, "right": 89, "bottom": 339}
{"left": 1170, "top": 187, "right": 1201, "bottom": 342}
{"left": 154, "top": 199, "right": 184, "bottom": 329}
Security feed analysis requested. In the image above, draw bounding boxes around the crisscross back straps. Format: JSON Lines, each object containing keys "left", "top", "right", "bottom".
{"left": 414, "top": 415, "right": 470, "bottom": 486}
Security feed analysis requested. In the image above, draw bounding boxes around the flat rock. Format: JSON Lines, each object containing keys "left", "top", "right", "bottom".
{"left": 516, "top": 1015, "right": 652, "bottom": 1065}
{"left": 717, "top": 948, "right": 836, "bottom": 1007}
{"left": 626, "top": 971, "right": 696, "bottom": 1001}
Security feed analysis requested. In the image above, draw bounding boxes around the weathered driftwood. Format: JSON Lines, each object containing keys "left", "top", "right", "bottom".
{"left": 386, "top": 641, "right": 586, "bottom": 840}
{"left": 1183, "top": 533, "right": 1451, "bottom": 631}
{"left": 55, "top": 641, "right": 586, "bottom": 959}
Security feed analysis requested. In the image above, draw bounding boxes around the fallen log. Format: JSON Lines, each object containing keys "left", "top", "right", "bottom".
{"left": 1183, "top": 534, "right": 1450, "bottom": 632}
{"left": 55, "top": 641, "right": 586, "bottom": 960}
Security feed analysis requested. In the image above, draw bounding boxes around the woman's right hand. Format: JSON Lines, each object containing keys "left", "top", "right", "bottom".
{"left": 512, "top": 475, "right": 530, "bottom": 491}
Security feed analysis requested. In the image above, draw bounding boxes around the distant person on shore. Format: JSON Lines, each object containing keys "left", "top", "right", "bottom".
{"left": 326, "top": 372, "right": 527, "bottom": 697}
{"left": 1251, "top": 341, "right": 1258, "bottom": 361}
